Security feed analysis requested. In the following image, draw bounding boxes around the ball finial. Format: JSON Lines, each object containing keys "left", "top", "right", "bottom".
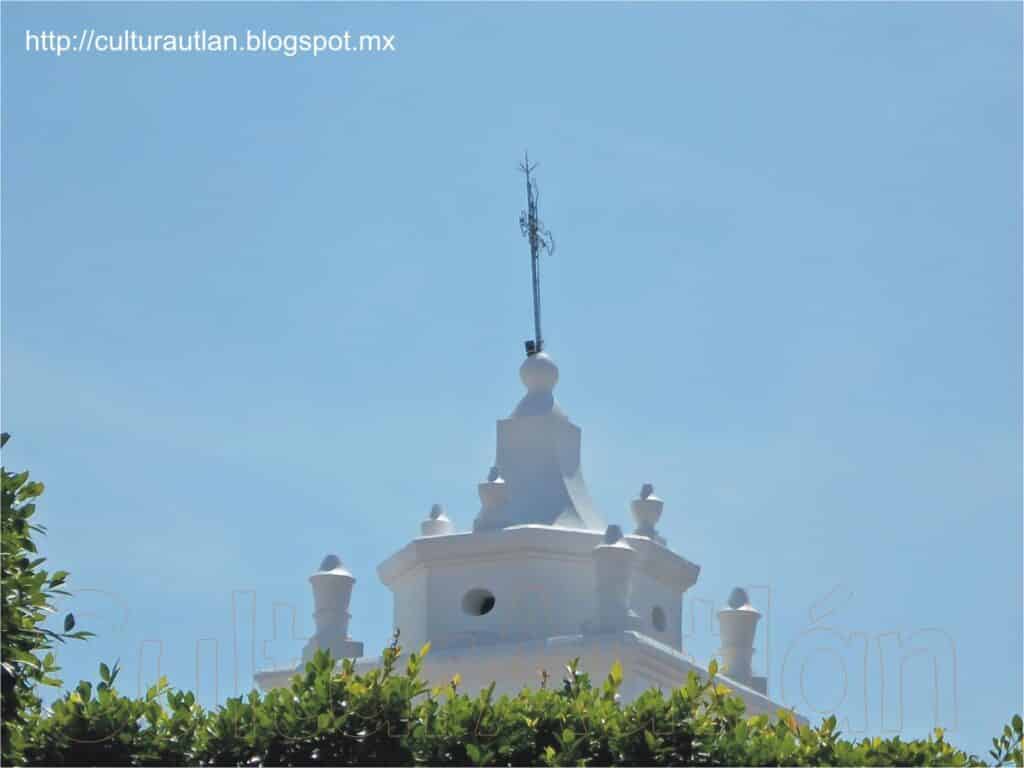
{"left": 422, "top": 503, "right": 454, "bottom": 536}
{"left": 727, "top": 587, "right": 751, "bottom": 610}
{"left": 603, "top": 524, "right": 624, "bottom": 544}
{"left": 519, "top": 352, "right": 558, "bottom": 393}
{"left": 319, "top": 554, "right": 343, "bottom": 572}
{"left": 631, "top": 484, "right": 665, "bottom": 544}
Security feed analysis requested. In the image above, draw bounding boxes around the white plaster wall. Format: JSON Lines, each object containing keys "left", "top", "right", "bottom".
{"left": 630, "top": 569, "right": 683, "bottom": 650}
{"left": 392, "top": 569, "right": 429, "bottom": 650}
{"left": 423, "top": 554, "right": 596, "bottom": 648}
{"left": 382, "top": 527, "right": 699, "bottom": 654}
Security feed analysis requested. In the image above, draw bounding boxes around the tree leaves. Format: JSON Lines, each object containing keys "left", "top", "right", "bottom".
{"left": 14, "top": 645, "right": 1016, "bottom": 767}
{"left": 2, "top": 439, "right": 90, "bottom": 764}
{"left": 990, "top": 713, "right": 1023, "bottom": 766}
{"left": 2, "top": 433, "right": 1016, "bottom": 767}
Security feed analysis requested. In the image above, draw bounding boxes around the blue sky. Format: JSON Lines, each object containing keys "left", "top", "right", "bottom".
{"left": 2, "top": 0, "right": 1021, "bottom": 757}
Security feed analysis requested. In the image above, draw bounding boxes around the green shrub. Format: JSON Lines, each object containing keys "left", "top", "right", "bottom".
{"left": 5, "top": 439, "right": 1021, "bottom": 766}
{"left": 21, "top": 636, "right": 1023, "bottom": 766}
{"left": 2, "top": 435, "right": 91, "bottom": 764}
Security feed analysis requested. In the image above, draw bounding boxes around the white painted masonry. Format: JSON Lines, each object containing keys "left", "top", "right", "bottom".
{"left": 256, "top": 351, "right": 794, "bottom": 718}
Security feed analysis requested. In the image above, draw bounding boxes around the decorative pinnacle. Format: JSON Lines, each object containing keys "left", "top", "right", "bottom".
{"left": 319, "top": 554, "right": 343, "bottom": 571}
{"left": 422, "top": 503, "right": 455, "bottom": 537}
{"left": 603, "top": 524, "right": 625, "bottom": 544}
{"left": 631, "top": 484, "right": 665, "bottom": 545}
{"left": 727, "top": 587, "right": 753, "bottom": 610}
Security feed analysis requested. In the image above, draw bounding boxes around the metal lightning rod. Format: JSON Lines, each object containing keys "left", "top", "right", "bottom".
{"left": 519, "top": 153, "right": 555, "bottom": 357}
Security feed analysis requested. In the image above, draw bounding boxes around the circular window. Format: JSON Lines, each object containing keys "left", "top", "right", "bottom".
{"left": 651, "top": 605, "right": 667, "bottom": 632}
{"left": 462, "top": 588, "right": 496, "bottom": 616}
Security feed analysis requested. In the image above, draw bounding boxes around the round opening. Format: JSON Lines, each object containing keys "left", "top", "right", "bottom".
{"left": 462, "top": 588, "right": 496, "bottom": 616}
{"left": 651, "top": 605, "right": 667, "bottom": 632}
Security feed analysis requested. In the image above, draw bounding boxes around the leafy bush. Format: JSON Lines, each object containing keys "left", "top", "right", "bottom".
{"left": 2, "top": 435, "right": 91, "bottom": 764}
{"left": 5, "top": 440, "right": 1021, "bottom": 766}
{"left": 21, "top": 635, "right": 1023, "bottom": 766}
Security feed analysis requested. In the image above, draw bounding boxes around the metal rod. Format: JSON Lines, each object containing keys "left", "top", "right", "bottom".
{"left": 520, "top": 153, "right": 554, "bottom": 356}
{"left": 527, "top": 168, "right": 543, "bottom": 352}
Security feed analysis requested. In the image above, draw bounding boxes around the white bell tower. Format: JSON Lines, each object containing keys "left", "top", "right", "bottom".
{"left": 254, "top": 159, "right": 799, "bottom": 723}
{"left": 257, "top": 351, "right": 791, "bottom": 721}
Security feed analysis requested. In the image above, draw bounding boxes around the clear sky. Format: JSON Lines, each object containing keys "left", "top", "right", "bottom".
{"left": 3, "top": 1, "right": 1021, "bottom": 758}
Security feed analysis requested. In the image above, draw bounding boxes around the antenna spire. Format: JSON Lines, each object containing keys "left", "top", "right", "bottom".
{"left": 519, "top": 152, "right": 555, "bottom": 357}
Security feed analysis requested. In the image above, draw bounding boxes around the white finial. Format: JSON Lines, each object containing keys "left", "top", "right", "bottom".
{"left": 477, "top": 466, "right": 508, "bottom": 516}
{"left": 727, "top": 587, "right": 752, "bottom": 610}
{"left": 519, "top": 352, "right": 558, "bottom": 393}
{"left": 317, "top": 554, "right": 351, "bottom": 575}
{"left": 477, "top": 349, "right": 604, "bottom": 531}
{"left": 589, "top": 524, "right": 639, "bottom": 633}
{"left": 604, "top": 524, "right": 625, "bottom": 544}
{"left": 717, "top": 586, "right": 763, "bottom": 690}
{"left": 422, "top": 503, "right": 455, "bottom": 537}
{"left": 631, "top": 483, "right": 665, "bottom": 545}
{"left": 302, "top": 553, "right": 363, "bottom": 662}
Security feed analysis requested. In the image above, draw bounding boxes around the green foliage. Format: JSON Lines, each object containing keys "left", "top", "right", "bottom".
{"left": 1, "top": 434, "right": 92, "bottom": 764}
{"left": 19, "top": 636, "right": 1022, "bottom": 766}
{"left": 4, "top": 434, "right": 1019, "bottom": 766}
{"left": 991, "top": 716, "right": 1024, "bottom": 767}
